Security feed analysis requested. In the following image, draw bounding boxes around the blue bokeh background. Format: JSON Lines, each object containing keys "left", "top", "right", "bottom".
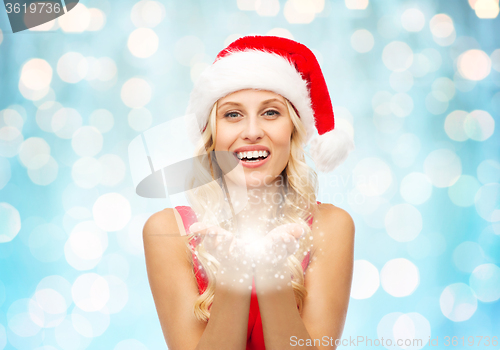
{"left": 0, "top": 0, "right": 499, "bottom": 349}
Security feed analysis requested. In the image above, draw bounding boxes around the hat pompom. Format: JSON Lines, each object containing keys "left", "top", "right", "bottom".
{"left": 309, "top": 128, "right": 355, "bottom": 173}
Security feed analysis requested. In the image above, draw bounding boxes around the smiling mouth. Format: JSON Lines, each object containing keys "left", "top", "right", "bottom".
{"left": 234, "top": 150, "right": 270, "bottom": 163}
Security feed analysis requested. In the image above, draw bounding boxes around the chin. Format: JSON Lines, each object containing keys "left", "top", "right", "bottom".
{"left": 244, "top": 171, "right": 279, "bottom": 188}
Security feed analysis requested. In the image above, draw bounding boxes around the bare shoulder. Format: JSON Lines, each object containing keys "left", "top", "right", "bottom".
{"left": 310, "top": 203, "right": 355, "bottom": 257}
{"left": 143, "top": 208, "right": 187, "bottom": 238}
{"left": 143, "top": 208, "right": 191, "bottom": 266}
{"left": 316, "top": 203, "right": 355, "bottom": 230}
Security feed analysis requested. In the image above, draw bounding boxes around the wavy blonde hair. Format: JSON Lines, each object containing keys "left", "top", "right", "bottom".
{"left": 185, "top": 96, "right": 318, "bottom": 322}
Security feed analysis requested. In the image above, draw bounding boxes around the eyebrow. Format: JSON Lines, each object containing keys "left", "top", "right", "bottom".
{"left": 218, "top": 98, "right": 286, "bottom": 109}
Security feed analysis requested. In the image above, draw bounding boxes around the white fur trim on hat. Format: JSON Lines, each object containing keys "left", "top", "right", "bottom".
{"left": 310, "top": 128, "right": 355, "bottom": 172}
{"left": 186, "top": 50, "right": 316, "bottom": 144}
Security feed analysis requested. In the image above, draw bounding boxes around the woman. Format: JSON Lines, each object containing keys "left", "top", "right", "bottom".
{"left": 143, "top": 35, "right": 355, "bottom": 350}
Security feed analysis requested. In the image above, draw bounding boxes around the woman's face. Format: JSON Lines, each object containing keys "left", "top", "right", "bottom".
{"left": 214, "top": 89, "right": 294, "bottom": 188}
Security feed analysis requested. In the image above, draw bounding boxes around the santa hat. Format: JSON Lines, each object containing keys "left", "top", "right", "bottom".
{"left": 186, "top": 35, "right": 354, "bottom": 172}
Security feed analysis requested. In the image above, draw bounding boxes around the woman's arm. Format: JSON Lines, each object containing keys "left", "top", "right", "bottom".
{"left": 254, "top": 203, "right": 355, "bottom": 350}
{"left": 143, "top": 208, "right": 252, "bottom": 350}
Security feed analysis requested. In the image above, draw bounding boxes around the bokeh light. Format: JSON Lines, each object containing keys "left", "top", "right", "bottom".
{"left": 382, "top": 41, "right": 413, "bottom": 72}
{"left": 18, "top": 137, "right": 51, "bottom": 170}
{"left": 430, "top": 14, "right": 456, "bottom": 46}
{"left": 89, "top": 109, "right": 114, "bottom": 133}
{"left": 469, "top": 263, "right": 500, "bottom": 302}
{"left": 457, "top": 49, "right": 492, "bottom": 80}
{"left": 447, "top": 175, "right": 481, "bottom": 207}
{"left": 98, "top": 154, "right": 126, "bottom": 187}
{"left": 478, "top": 225, "right": 500, "bottom": 263}
{"left": 350, "top": 260, "right": 380, "bottom": 299}
{"left": 463, "top": 110, "right": 495, "bottom": 141}
{"left": 255, "top": 0, "right": 280, "bottom": 16}
{"left": 453, "top": 241, "right": 486, "bottom": 273}
{"left": 20, "top": 59, "right": 52, "bottom": 91}
{"left": 0, "top": 157, "right": 10, "bottom": 190}
{"left": 474, "top": 0, "right": 500, "bottom": 18}
{"left": 65, "top": 221, "right": 108, "bottom": 270}
{"left": 378, "top": 312, "right": 431, "bottom": 349}
{"left": 474, "top": 183, "right": 500, "bottom": 222}
{"left": 401, "top": 8, "right": 425, "bottom": 32}
{"left": 72, "top": 273, "right": 109, "bottom": 312}
{"left": 381, "top": 258, "right": 420, "bottom": 297}
{"left": 352, "top": 157, "right": 393, "bottom": 197}
{"left": 0, "top": 202, "right": 21, "bottom": 243}
{"left": 87, "top": 8, "right": 106, "bottom": 31}
{"left": 345, "top": 0, "right": 369, "bottom": 10}
{"left": 128, "top": 28, "right": 159, "bottom": 58}
{"left": 444, "top": 110, "right": 469, "bottom": 141}
{"left": 350, "top": 29, "right": 374, "bottom": 53}
{"left": 400, "top": 172, "right": 433, "bottom": 205}
{"left": 72, "top": 156, "right": 103, "bottom": 189}
{"left": 58, "top": 3, "right": 91, "bottom": 32}
{"left": 423, "top": 149, "right": 462, "bottom": 188}
{"left": 52, "top": 108, "right": 83, "bottom": 139}
{"left": 57, "top": 52, "right": 88, "bottom": 84}
{"left": 71, "top": 126, "right": 103, "bottom": 157}
{"left": 121, "top": 78, "right": 152, "bottom": 108}
{"left": 283, "top": 0, "right": 317, "bottom": 24}
{"left": 440, "top": 283, "right": 477, "bottom": 321}
{"left": 477, "top": 159, "right": 500, "bottom": 184}
{"left": 385, "top": 203, "right": 423, "bottom": 242}
{"left": 128, "top": 107, "right": 153, "bottom": 131}
{"left": 93, "top": 193, "right": 132, "bottom": 232}
{"left": 131, "top": 1, "right": 166, "bottom": 28}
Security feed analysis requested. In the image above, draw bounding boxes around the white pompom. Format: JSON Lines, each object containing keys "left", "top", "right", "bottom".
{"left": 309, "top": 128, "right": 355, "bottom": 173}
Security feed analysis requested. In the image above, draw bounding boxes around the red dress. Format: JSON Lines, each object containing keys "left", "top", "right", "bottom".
{"left": 175, "top": 206, "right": 315, "bottom": 350}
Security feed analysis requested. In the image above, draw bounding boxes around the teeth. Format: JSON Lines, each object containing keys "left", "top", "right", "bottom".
{"left": 236, "top": 150, "right": 270, "bottom": 160}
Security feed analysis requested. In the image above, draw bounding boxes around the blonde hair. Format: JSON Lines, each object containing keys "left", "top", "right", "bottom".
{"left": 185, "top": 97, "right": 318, "bottom": 322}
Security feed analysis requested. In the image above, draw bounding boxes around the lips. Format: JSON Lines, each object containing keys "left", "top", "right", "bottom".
{"left": 232, "top": 145, "right": 272, "bottom": 168}
{"left": 233, "top": 145, "right": 270, "bottom": 154}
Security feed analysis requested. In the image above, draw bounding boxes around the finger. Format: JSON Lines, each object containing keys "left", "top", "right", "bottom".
{"left": 285, "top": 237, "right": 299, "bottom": 255}
{"left": 267, "top": 223, "right": 304, "bottom": 240}
{"left": 273, "top": 231, "right": 297, "bottom": 258}
{"left": 189, "top": 222, "right": 207, "bottom": 234}
{"left": 203, "top": 230, "right": 217, "bottom": 251}
{"left": 287, "top": 223, "right": 306, "bottom": 240}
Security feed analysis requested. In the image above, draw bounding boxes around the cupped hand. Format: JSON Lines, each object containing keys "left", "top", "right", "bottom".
{"left": 249, "top": 222, "right": 307, "bottom": 268}
{"left": 249, "top": 222, "right": 308, "bottom": 291}
{"left": 189, "top": 222, "right": 253, "bottom": 290}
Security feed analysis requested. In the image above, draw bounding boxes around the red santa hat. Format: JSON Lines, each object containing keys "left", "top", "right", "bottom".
{"left": 186, "top": 35, "right": 354, "bottom": 172}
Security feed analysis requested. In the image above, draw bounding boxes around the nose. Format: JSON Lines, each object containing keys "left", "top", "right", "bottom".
{"left": 240, "top": 115, "right": 264, "bottom": 142}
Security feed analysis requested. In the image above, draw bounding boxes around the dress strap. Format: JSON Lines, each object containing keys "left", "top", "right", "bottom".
{"left": 175, "top": 206, "right": 208, "bottom": 294}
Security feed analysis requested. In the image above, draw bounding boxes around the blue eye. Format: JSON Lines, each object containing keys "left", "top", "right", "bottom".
{"left": 264, "top": 110, "right": 280, "bottom": 117}
{"left": 225, "top": 112, "right": 240, "bottom": 118}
